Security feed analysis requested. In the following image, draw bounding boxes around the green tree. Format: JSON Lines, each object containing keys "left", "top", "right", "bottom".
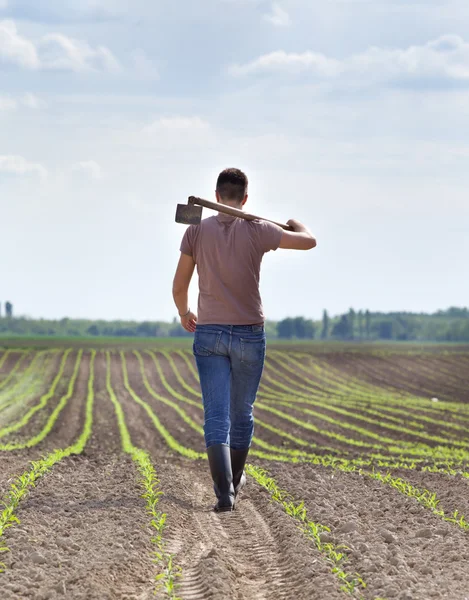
{"left": 348, "top": 308, "right": 356, "bottom": 340}
{"left": 277, "top": 318, "right": 294, "bottom": 339}
{"left": 331, "top": 315, "right": 351, "bottom": 339}
{"left": 378, "top": 320, "right": 394, "bottom": 340}
{"left": 365, "top": 310, "right": 371, "bottom": 339}
{"left": 5, "top": 302, "right": 13, "bottom": 318}
{"left": 321, "top": 310, "right": 329, "bottom": 340}
{"left": 358, "top": 310, "right": 364, "bottom": 339}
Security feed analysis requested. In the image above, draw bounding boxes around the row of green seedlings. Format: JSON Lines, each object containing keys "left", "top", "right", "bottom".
{"left": 365, "top": 353, "right": 468, "bottom": 399}
{"left": 269, "top": 350, "right": 408, "bottom": 405}
{"left": 247, "top": 465, "right": 368, "bottom": 598}
{"left": 0, "top": 351, "right": 56, "bottom": 415}
{"left": 118, "top": 351, "right": 369, "bottom": 598}
{"left": 330, "top": 352, "right": 467, "bottom": 405}
{"left": 142, "top": 350, "right": 469, "bottom": 533}
{"left": 261, "top": 357, "right": 469, "bottom": 449}
{"left": 105, "top": 351, "right": 181, "bottom": 598}
{"left": 0, "top": 353, "right": 30, "bottom": 393}
{"left": 266, "top": 352, "right": 469, "bottom": 433}
{"left": 140, "top": 350, "right": 334, "bottom": 459}
{"left": 118, "top": 349, "right": 468, "bottom": 504}
{"left": 0, "top": 350, "right": 76, "bottom": 449}
{"left": 258, "top": 394, "right": 469, "bottom": 463}
{"left": 195, "top": 346, "right": 469, "bottom": 430}
{"left": 253, "top": 365, "right": 469, "bottom": 462}
{"left": 262, "top": 360, "right": 469, "bottom": 459}
{"left": 128, "top": 349, "right": 469, "bottom": 512}
{"left": 0, "top": 350, "right": 96, "bottom": 572}
{"left": 302, "top": 354, "right": 467, "bottom": 414}
{"left": 160, "top": 349, "right": 417, "bottom": 462}
{"left": 0, "top": 351, "right": 13, "bottom": 378}
{"left": 265, "top": 349, "right": 469, "bottom": 426}
{"left": 171, "top": 349, "right": 469, "bottom": 467}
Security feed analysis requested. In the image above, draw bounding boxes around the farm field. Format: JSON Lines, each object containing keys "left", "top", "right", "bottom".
{"left": 0, "top": 344, "right": 468, "bottom": 600}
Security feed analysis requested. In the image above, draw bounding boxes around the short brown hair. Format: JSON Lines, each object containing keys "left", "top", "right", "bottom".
{"left": 216, "top": 168, "right": 248, "bottom": 203}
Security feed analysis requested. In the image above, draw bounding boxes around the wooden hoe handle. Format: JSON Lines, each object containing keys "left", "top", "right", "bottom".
{"left": 188, "top": 196, "right": 293, "bottom": 231}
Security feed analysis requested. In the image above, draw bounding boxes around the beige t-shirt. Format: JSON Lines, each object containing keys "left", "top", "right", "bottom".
{"left": 180, "top": 213, "right": 283, "bottom": 325}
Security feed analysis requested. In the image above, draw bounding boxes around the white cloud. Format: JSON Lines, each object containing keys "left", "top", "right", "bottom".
{"left": 139, "top": 116, "right": 216, "bottom": 154}
{"left": 0, "top": 20, "right": 39, "bottom": 68}
{"left": 143, "top": 116, "right": 210, "bottom": 134}
{"left": 131, "top": 48, "right": 158, "bottom": 79}
{"left": 0, "top": 155, "right": 47, "bottom": 179}
{"left": 72, "top": 160, "right": 103, "bottom": 179}
{"left": 230, "top": 50, "right": 340, "bottom": 77}
{"left": 0, "top": 19, "right": 120, "bottom": 72}
{"left": 0, "top": 93, "right": 46, "bottom": 110}
{"left": 21, "top": 93, "right": 46, "bottom": 109}
{"left": 264, "top": 3, "right": 291, "bottom": 27}
{"left": 0, "top": 95, "right": 16, "bottom": 110}
{"left": 230, "top": 34, "right": 469, "bottom": 86}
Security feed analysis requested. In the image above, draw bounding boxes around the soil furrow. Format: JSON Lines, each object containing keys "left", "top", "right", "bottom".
{"left": 267, "top": 461, "right": 469, "bottom": 600}
{"left": 157, "top": 460, "right": 345, "bottom": 600}
{"left": 0, "top": 351, "right": 155, "bottom": 600}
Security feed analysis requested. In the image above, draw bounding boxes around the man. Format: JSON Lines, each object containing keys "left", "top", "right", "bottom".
{"left": 172, "top": 168, "right": 316, "bottom": 512}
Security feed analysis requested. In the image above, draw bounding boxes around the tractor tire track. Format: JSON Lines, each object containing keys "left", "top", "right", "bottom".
{"left": 157, "top": 460, "right": 345, "bottom": 600}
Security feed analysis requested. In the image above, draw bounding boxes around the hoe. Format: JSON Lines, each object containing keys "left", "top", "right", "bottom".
{"left": 176, "top": 196, "right": 293, "bottom": 230}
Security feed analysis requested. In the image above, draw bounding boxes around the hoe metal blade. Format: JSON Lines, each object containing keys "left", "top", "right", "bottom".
{"left": 176, "top": 203, "right": 203, "bottom": 225}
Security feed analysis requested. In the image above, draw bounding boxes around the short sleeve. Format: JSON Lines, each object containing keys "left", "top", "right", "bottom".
{"left": 180, "top": 225, "right": 196, "bottom": 257}
{"left": 256, "top": 221, "right": 283, "bottom": 253}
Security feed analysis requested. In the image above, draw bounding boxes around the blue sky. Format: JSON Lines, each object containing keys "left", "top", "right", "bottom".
{"left": 1, "top": 0, "right": 468, "bottom": 321}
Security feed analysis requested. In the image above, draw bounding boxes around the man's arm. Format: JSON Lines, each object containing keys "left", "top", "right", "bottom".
{"left": 172, "top": 253, "right": 197, "bottom": 333}
{"left": 279, "top": 220, "right": 317, "bottom": 250}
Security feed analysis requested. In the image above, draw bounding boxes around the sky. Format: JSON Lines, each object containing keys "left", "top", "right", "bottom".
{"left": 1, "top": 0, "right": 468, "bottom": 322}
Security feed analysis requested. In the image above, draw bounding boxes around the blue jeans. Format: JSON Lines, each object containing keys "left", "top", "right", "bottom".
{"left": 193, "top": 324, "right": 266, "bottom": 450}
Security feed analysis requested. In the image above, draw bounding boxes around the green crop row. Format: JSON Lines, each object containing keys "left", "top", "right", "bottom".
{"left": 0, "top": 350, "right": 96, "bottom": 573}
{"left": 366, "top": 471, "right": 469, "bottom": 533}
{"left": 247, "top": 465, "right": 367, "bottom": 597}
{"left": 166, "top": 350, "right": 468, "bottom": 466}
{"left": 106, "top": 352, "right": 181, "bottom": 598}
{"left": 0, "top": 351, "right": 53, "bottom": 415}
{"left": 260, "top": 362, "right": 468, "bottom": 446}
{"left": 258, "top": 368, "right": 469, "bottom": 440}
{"left": 121, "top": 352, "right": 204, "bottom": 459}
{"left": 148, "top": 351, "right": 344, "bottom": 460}
{"left": 130, "top": 350, "right": 469, "bottom": 529}
{"left": 0, "top": 351, "right": 12, "bottom": 374}
{"left": 0, "top": 351, "right": 83, "bottom": 451}
{"left": 290, "top": 351, "right": 469, "bottom": 418}
{"left": 267, "top": 353, "right": 385, "bottom": 404}
{"left": 263, "top": 398, "right": 469, "bottom": 451}
{"left": 0, "top": 349, "right": 72, "bottom": 442}
{"left": 163, "top": 351, "right": 469, "bottom": 498}
{"left": 0, "top": 353, "right": 30, "bottom": 393}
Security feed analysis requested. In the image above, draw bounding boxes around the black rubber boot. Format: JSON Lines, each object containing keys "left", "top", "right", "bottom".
{"left": 207, "top": 444, "right": 235, "bottom": 513}
{"left": 231, "top": 448, "right": 249, "bottom": 497}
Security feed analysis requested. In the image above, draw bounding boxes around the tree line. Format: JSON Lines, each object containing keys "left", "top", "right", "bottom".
{"left": 0, "top": 307, "right": 468, "bottom": 342}
{"left": 276, "top": 307, "right": 469, "bottom": 342}
{"left": 0, "top": 302, "right": 13, "bottom": 318}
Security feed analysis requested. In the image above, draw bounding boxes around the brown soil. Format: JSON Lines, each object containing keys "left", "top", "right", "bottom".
{"left": 0, "top": 352, "right": 25, "bottom": 376}
{"left": 324, "top": 352, "right": 469, "bottom": 403}
{"left": 267, "top": 461, "right": 469, "bottom": 600}
{"left": 0, "top": 352, "right": 87, "bottom": 449}
{"left": 157, "top": 459, "right": 345, "bottom": 600}
{"left": 1, "top": 347, "right": 469, "bottom": 600}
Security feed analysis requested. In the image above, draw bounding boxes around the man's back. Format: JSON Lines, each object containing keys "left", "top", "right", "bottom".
{"left": 180, "top": 213, "right": 283, "bottom": 325}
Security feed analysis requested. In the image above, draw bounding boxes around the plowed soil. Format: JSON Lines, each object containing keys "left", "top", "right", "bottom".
{"left": 0, "top": 346, "right": 468, "bottom": 600}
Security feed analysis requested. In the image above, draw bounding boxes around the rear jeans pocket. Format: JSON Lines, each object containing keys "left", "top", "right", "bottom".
{"left": 240, "top": 337, "right": 266, "bottom": 364}
{"left": 193, "top": 331, "right": 221, "bottom": 357}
